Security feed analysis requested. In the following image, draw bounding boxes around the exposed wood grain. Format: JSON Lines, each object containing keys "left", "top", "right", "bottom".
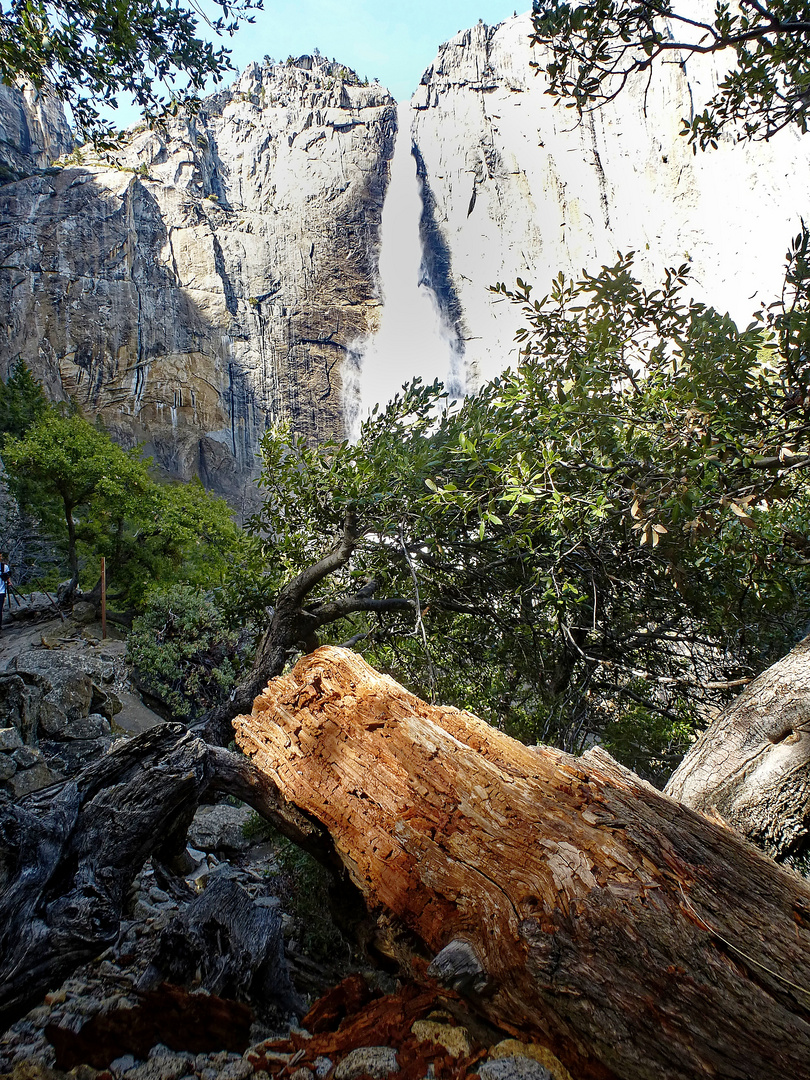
{"left": 666, "top": 634, "right": 810, "bottom": 858}
{"left": 234, "top": 646, "right": 810, "bottom": 1080}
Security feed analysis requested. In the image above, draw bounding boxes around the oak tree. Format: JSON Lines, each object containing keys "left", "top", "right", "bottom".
{"left": 532, "top": 0, "right": 810, "bottom": 146}
{"left": 0, "top": 0, "right": 260, "bottom": 144}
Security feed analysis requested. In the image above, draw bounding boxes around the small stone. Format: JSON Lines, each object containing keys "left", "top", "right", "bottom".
{"left": 148, "top": 887, "right": 170, "bottom": 903}
{"left": 44, "top": 990, "right": 67, "bottom": 1006}
{"left": 199, "top": 1069, "right": 218, "bottom": 1080}
{"left": 290, "top": 1069, "right": 314, "bottom": 1080}
{"left": 0, "top": 754, "right": 17, "bottom": 780}
{"left": 334, "top": 1048, "right": 399, "bottom": 1080}
{"left": 70, "top": 1065, "right": 101, "bottom": 1080}
{"left": 218, "top": 1060, "right": 253, "bottom": 1080}
{"left": 147, "top": 1046, "right": 173, "bottom": 1060}
{"left": 0, "top": 727, "right": 23, "bottom": 751}
{"left": 123, "top": 1052, "right": 191, "bottom": 1080}
{"left": 110, "top": 1056, "right": 137, "bottom": 1076}
{"left": 489, "top": 1042, "right": 572, "bottom": 1080}
{"left": 411, "top": 1021, "right": 471, "bottom": 1058}
{"left": 132, "top": 898, "right": 158, "bottom": 921}
{"left": 477, "top": 1058, "right": 553, "bottom": 1080}
{"left": 313, "top": 1059, "right": 333, "bottom": 1080}
{"left": 11, "top": 745, "right": 41, "bottom": 769}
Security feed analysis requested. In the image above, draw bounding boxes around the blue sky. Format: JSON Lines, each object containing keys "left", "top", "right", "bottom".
{"left": 109, "top": 1, "right": 525, "bottom": 126}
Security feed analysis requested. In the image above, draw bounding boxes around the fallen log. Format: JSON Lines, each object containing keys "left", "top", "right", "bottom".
{"left": 234, "top": 646, "right": 810, "bottom": 1080}
{"left": 137, "top": 876, "right": 301, "bottom": 1019}
{"left": 666, "top": 633, "right": 810, "bottom": 859}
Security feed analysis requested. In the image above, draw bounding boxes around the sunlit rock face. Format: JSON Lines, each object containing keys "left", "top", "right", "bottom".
{"left": 0, "top": 83, "right": 73, "bottom": 182}
{"left": 411, "top": 13, "right": 810, "bottom": 388}
{"left": 0, "top": 61, "right": 394, "bottom": 500}
{"left": 4, "top": 12, "right": 810, "bottom": 495}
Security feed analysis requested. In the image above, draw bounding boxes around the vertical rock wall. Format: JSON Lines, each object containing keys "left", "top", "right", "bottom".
{"left": 0, "top": 61, "right": 395, "bottom": 501}
{"left": 411, "top": 13, "right": 810, "bottom": 388}
{"left": 4, "top": 13, "right": 810, "bottom": 488}
{"left": 0, "top": 83, "right": 73, "bottom": 182}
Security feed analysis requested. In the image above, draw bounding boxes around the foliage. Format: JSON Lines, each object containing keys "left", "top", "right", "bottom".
{"left": 2, "top": 410, "right": 242, "bottom": 603}
{"left": 128, "top": 583, "right": 241, "bottom": 718}
{"left": 531, "top": 0, "right": 810, "bottom": 145}
{"left": 0, "top": 0, "right": 261, "bottom": 146}
{"left": 247, "top": 241, "right": 810, "bottom": 775}
{"left": 267, "top": 832, "right": 350, "bottom": 964}
{"left": 0, "top": 361, "right": 50, "bottom": 442}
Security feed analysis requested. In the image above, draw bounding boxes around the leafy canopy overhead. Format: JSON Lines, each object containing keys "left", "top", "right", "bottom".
{"left": 531, "top": 0, "right": 810, "bottom": 146}
{"left": 0, "top": 0, "right": 260, "bottom": 144}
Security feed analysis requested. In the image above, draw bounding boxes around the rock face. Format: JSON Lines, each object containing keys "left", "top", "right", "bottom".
{"left": 3, "top": 17, "right": 810, "bottom": 481}
{"left": 0, "top": 82, "right": 73, "bottom": 182}
{"left": 0, "top": 60, "right": 395, "bottom": 499}
{"left": 410, "top": 13, "right": 810, "bottom": 388}
{"left": 0, "top": 648, "right": 122, "bottom": 792}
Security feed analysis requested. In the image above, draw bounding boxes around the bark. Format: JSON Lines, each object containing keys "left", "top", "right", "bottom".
{"left": 137, "top": 876, "right": 302, "bottom": 1019}
{"left": 666, "top": 634, "right": 810, "bottom": 859}
{"left": 197, "top": 512, "right": 413, "bottom": 746}
{"left": 234, "top": 646, "right": 810, "bottom": 1080}
{"left": 0, "top": 724, "right": 330, "bottom": 1030}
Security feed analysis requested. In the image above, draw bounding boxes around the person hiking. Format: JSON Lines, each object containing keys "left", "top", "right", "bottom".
{"left": 0, "top": 553, "right": 10, "bottom": 632}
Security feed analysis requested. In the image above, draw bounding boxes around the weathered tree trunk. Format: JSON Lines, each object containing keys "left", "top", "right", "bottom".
{"left": 137, "top": 876, "right": 302, "bottom": 1018}
{"left": 234, "top": 646, "right": 810, "bottom": 1080}
{"left": 0, "top": 724, "right": 329, "bottom": 1030}
{"left": 666, "top": 634, "right": 810, "bottom": 859}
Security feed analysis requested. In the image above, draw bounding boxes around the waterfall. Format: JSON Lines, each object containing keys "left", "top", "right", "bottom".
{"left": 344, "top": 102, "right": 464, "bottom": 439}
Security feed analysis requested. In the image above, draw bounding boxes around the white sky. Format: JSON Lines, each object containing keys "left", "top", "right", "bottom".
{"left": 107, "top": 0, "right": 524, "bottom": 126}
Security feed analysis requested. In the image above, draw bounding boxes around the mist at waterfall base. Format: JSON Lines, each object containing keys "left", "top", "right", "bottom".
{"left": 344, "top": 104, "right": 464, "bottom": 440}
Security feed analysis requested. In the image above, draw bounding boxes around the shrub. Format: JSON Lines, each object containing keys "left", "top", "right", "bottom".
{"left": 128, "top": 584, "right": 240, "bottom": 719}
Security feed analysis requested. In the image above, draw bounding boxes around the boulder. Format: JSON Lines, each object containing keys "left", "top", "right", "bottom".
{"left": 0, "top": 674, "right": 42, "bottom": 743}
{"left": 71, "top": 602, "right": 98, "bottom": 626}
{"left": 188, "top": 804, "right": 253, "bottom": 853}
{"left": 0, "top": 726, "right": 23, "bottom": 751}
{"left": 0, "top": 652, "right": 122, "bottom": 786}
{"left": 8, "top": 760, "right": 63, "bottom": 797}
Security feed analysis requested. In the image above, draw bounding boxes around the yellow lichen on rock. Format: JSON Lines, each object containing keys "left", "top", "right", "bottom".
{"left": 410, "top": 1020, "right": 472, "bottom": 1058}
{"left": 489, "top": 1040, "right": 573, "bottom": 1080}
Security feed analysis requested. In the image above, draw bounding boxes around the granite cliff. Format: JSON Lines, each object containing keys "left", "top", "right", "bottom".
{"left": 3, "top": 12, "right": 810, "bottom": 493}
{"left": 0, "top": 59, "right": 394, "bottom": 501}
{"left": 0, "top": 82, "right": 73, "bottom": 183}
{"left": 410, "top": 12, "right": 810, "bottom": 388}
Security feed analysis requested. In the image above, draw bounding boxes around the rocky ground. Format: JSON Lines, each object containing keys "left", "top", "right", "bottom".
{"left": 0, "top": 606, "right": 573, "bottom": 1080}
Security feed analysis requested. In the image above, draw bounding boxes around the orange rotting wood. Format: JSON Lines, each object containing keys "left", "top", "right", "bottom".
{"left": 235, "top": 647, "right": 810, "bottom": 1080}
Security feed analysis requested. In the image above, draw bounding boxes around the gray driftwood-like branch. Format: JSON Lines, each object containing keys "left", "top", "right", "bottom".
{"left": 0, "top": 724, "right": 334, "bottom": 1031}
